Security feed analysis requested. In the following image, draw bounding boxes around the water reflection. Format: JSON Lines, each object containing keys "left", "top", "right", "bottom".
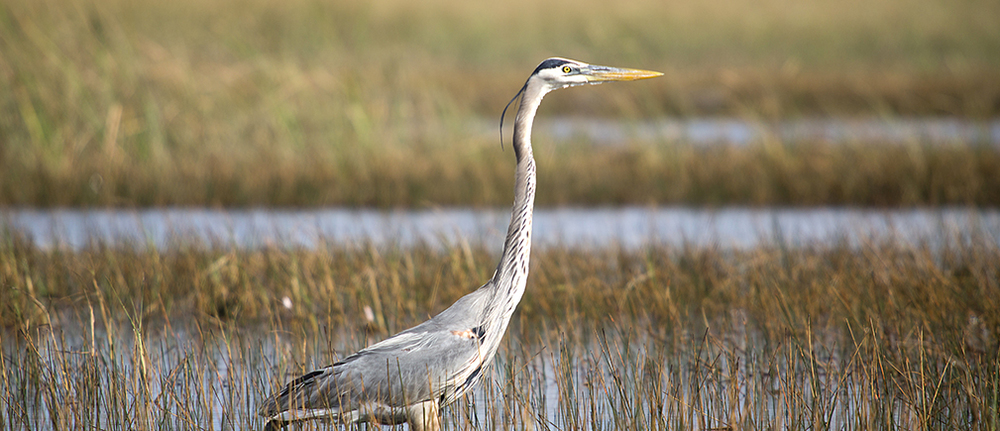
{"left": 523, "top": 117, "right": 1000, "bottom": 147}
{"left": 4, "top": 317, "right": 973, "bottom": 431}
{"left": 3, "top": 207, "right": 999, "bottom": 251}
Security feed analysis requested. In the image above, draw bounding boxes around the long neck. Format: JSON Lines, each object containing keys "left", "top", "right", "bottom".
{"left": 484, "top": 81, "right": 545, "bottom": 325}
{"left": 451, "top": 80, "right": 546, "bottom": 399}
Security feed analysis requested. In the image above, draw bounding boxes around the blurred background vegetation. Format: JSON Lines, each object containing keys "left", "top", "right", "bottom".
{"left": 3, "top": 3, "right": 998, "bottom": 425}
{"left": 2, "top": 0, "right": 999, "bottom": 207}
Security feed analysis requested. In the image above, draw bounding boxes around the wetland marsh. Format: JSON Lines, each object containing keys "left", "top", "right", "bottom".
{"left": 3, "top": 0, "right": 999, "bottom": 428}
{"left": 2, "top": 227, "right": 999, "bottom": 430}
{"left": 3, "top": 0, "right": 1000, "bottom": 208}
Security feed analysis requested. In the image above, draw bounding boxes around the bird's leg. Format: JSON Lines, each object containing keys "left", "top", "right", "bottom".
{"left": 406, "top": 400, "right": 441, "bottom": 431}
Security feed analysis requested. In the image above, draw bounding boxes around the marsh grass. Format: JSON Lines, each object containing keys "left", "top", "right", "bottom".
{"left": 3, "top": 0, "right": 1000, "bottom": 207}
{"left": 3, "top": 141, "right": 1000, "bottom": 207}
{"left": 2, "top": 230, "right": 998, "bottom": 429}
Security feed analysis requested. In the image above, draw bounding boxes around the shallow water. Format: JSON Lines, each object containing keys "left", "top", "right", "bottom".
{"left": 1, "top": 318, "right": 922, "bottom": 431}
{"left": 3, "top": 207, "right": 999, "bottom": 251}
{"left": 496, "top": 117, "right": 1000, "bottom": 147}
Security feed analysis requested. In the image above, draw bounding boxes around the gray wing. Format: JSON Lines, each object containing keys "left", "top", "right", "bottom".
{"left": 259, "top": 284, "right": 493, "bottom": 418}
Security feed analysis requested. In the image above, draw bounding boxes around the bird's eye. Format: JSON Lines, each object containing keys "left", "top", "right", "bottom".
{"left": 562, "top": 66, "right": 573, "bottom": 73}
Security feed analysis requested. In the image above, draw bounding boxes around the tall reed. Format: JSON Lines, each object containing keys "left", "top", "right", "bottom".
{"left": 2, "top": 230, "right": 997, "bottom": 429}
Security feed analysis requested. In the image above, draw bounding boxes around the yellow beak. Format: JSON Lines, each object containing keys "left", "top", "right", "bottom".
{"left": 583, "top": 64, "right": 663, "bottom": 82}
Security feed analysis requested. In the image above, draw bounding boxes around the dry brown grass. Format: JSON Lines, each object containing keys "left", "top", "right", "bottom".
{"left": 3, "top": 141, "right": 999, "bottom": 208}
{"left": 2, "top": 0, "right": 999, "bottom": 208}
{"left": 2, "top": 231, "right": 998, "bottom": 429}
{"left": 3, "top": 230, "right": 997, "bottom": 338}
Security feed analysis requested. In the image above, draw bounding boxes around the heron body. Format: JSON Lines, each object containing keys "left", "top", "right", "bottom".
{"left": 258, "top": 58, "right": 661, "bottom": 430}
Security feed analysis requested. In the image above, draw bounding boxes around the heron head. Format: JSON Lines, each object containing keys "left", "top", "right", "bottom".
{"left": 530, "top": 57, "right": 663, "bottom": 91}
{"left": 499, "top": 57, "right": 661, "bottom": 148}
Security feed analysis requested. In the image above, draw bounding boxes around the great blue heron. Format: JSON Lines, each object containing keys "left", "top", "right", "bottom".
{"left": 258, "top": 57, "right": 661, "bottom": 430}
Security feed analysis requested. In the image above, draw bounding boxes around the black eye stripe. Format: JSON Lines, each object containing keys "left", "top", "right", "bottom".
{"left": 532, "top": 58, "right": 571, "bottom": 75}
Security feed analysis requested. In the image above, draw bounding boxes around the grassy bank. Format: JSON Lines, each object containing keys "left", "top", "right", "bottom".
{"left": 3, "top": 231, "right": 998, "bottom": 332}
{"left": 2, "top": 0, "right": 1000, "bottom": 208}
{"left": 3, "top": 141, "right": 1000, "bottom": 208}
{"left": 1, "top": 233, "right": 998, "bottom": 331}
{"left": 2, "top": 234, "right": 998, "bottom": 429}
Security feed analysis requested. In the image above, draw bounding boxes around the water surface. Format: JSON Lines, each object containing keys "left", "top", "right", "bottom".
{"left": 506, "top": 117, "right": 1000, "bottom": 147}
{"left": 3, "top": 207, "right": 998, "bottom": 250}
{"left": 2, "top": 318, "right": 923, "bottom": 431}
